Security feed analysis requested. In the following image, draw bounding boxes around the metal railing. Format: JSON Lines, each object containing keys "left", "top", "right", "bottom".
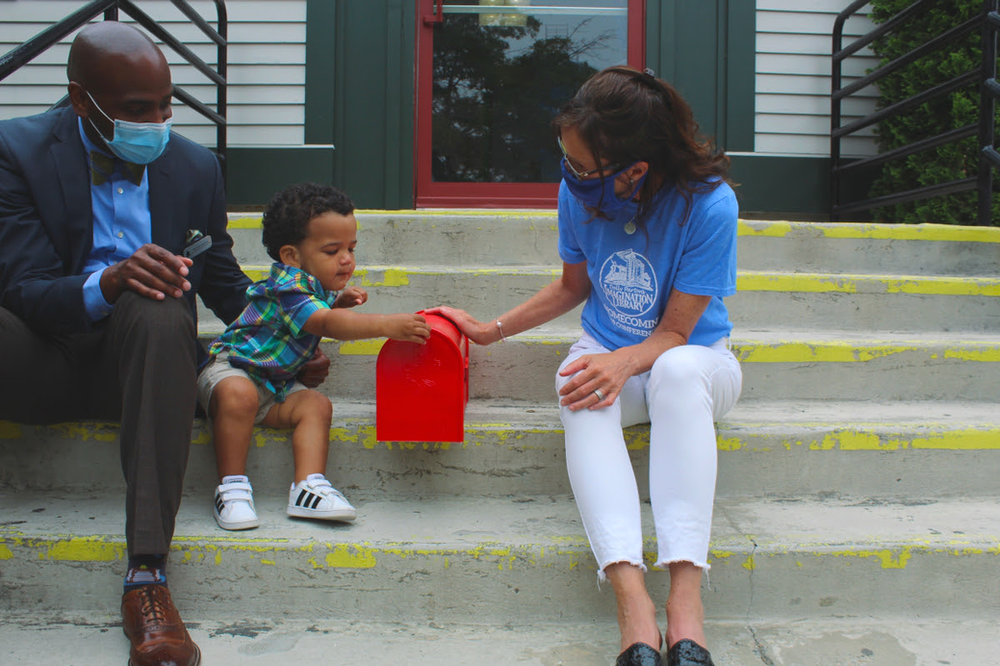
{"left": 831, "top": 0, "right": 999, "bottom": 225}
{"left": 0, "top": 0, "right": 228, "bottom": 169}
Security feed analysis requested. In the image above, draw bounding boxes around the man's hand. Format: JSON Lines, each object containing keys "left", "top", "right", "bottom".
{"left": 100, "top": 244, "right": 192, "bottom": 303}
{"left": 297, "top": 348, "right": 331, "bottom": 388}
{"left": 334, "top": 286, "right": 368, "bottom": 309}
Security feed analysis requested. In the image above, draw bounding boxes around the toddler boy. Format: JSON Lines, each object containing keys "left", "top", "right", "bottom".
{"left": 198, "top": 182, "right": 430, "bottom": 529}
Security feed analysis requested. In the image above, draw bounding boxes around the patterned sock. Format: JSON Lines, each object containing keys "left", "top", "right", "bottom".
{"left": 123, "top": 554, "right": 168, "bottom": 592}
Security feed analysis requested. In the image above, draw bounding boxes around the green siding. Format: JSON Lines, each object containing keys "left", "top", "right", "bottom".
{"left": 645, "top": 0, "right": 755, "bottom": 152}
{"left": 730, "top": 155, "right": 830, "bottom": 216}
{"left": 724, "top": 1, "right": 756, "bottom": 152}
{"left": 304, "top": 1, "right": 337, "bottom": 145}
{"left": 329, "top": 0, "right": 415, "bottom": 209}
{"left": 729, "top": 155, "right": 877, "bottom": 218}
{"left": 226, "top": 147, "right": 335, "bottom": 206}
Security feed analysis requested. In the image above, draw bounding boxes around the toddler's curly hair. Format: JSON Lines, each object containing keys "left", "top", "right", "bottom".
{"left": 261, "top": 182, "right": 355, "bottom": 261}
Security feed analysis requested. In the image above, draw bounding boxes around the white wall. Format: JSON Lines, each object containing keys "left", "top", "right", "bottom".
{"left": 0, "top": 0, "right": 308, "bottom": 147}
{"left": 755, "top": 0, "right": 878, "bottom": 157}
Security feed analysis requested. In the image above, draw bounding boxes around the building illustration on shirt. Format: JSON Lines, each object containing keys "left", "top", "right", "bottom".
{"left": 600, "top": 249, "right": 658, "bottom": 321}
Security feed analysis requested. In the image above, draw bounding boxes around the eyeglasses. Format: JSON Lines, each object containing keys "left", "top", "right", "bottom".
{"left": 558, "top": 136, "right": 623, "bottom": 181}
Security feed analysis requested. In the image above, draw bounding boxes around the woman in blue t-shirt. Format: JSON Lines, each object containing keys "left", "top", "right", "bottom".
{"left": 432, "top": 66, "right": 741, "bottom": 666}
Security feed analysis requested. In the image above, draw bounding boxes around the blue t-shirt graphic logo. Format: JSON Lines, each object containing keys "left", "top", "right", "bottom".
{"left": 600, "top": 249, "right": 659, "bottom": 322}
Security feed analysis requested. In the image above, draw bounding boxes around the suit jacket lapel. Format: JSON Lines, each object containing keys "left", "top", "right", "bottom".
{"left": 50, "top": 109, "right": 93, "bottom": 267}
{"left": 149, "top": 146, "right": 182, "bottom": 253}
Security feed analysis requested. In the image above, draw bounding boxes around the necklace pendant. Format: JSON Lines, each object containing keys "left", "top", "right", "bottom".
{"left": 624, "top": 220, "right": 636, "bottom": 235}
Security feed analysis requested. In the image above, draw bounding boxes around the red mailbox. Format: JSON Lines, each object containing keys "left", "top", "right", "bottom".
{"left": 376, "top": 311, "right": 469, "bottom": 442}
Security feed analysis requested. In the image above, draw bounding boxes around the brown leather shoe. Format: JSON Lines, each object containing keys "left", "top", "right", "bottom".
{"left": 121, "top": 585, "right": 201, "bottom": 666}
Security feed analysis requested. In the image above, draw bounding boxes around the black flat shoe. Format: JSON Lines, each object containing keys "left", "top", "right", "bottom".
{"left": 666, "top": 639, "right": 714, "bottom": 666}
{"left": 616, "top": 642, "right": 663, "bottom": 666}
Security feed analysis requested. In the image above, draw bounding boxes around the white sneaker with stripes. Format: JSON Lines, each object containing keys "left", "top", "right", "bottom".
{"left": 214, "top": 475, "right": 260, "bottom": 530}
{"left": 287, "top": 473, "right": 357, "bottom": 522}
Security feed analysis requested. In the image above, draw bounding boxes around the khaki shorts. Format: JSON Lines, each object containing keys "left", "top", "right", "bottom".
{"left": 197, "top": 353, "right": 308, "bottom": 425}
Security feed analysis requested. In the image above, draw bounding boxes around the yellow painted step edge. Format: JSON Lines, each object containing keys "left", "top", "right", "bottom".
{"left": 227, "top": 214, "right": 1000, "bottom": 243}
{"left": 237, "top": 266, "right": 1000, "bottom": 296}
{"left": 4, "top": 420, "right": 1000, "bottom": 452}
{"left": 331, "top": 337, "right": 1000, "bottom": 362}
{"left": 1, "top": 531, "right": 996, "bottom": 572}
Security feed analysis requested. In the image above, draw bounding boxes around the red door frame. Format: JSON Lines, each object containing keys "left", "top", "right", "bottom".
{"left": 414, "top": 0, "right": 645, "bottom": 208}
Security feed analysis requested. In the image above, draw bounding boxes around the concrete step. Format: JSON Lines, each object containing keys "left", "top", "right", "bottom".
{"left": 228, "top": 211, "right": 562, "bottom": 268}
{"left": 225, "top": 264, "right": 1000, "bottom": 333}
{"left": 732, "top": 270, "right": 1000, "bottom": 332}
{"left": 185, "top": 329, "right": 1000, "bottom": 404}
{"left": 3, "top": 400, "right": 997, "bottom": 500}
{"left": 735, "top": 219, "right": 1000, "bottom": 275}
{"left": 4, "top": 614, "right": 998, "bottom": 666}
{"left": 2, "top": 493, "right": 998, "bottom": 622}
{"left": 235, "top": 263, "right": 583, "bottom": 328}
{"left": 227, "top": 213, "right": 1000, "bottom": 277}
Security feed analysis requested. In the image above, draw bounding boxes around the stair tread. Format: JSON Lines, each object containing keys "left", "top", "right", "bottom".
{"left": 4, "top": 398, "right": 999, "bottom": 434}
{"left": 194, "top": 315, "right": 1000, "bottom": 343}
{"left": 230, "top": 210, "right": 1000, "bottom": 240}
{"left": 235, "top": 263, "right": 1000, "bottom": 280}
{"left": 4, "top": 614, "right": 998, "bottom": 666}
{"left": 3, "top": 492, "right": 997, "bottom": 550}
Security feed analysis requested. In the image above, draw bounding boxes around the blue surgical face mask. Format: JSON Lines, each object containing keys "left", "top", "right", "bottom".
{"left": 560, "top": 160, "right": 646, "bottom": 214}
{"left": 87, "top": 92, "right": 172, "bottom": 164}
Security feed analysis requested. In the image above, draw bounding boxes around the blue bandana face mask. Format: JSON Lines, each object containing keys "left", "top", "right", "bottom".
{"left": 87, "top": 92, "right": 172, "bottom": 165}
{"left": 560, "top": 160, "right": 646, "bottom": 214}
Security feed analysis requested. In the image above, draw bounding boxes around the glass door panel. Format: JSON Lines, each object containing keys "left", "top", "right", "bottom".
{"left": 416, "top": 0, "right": 643, "bottom": 207}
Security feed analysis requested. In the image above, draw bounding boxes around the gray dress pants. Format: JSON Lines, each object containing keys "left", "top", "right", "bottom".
{"left": 0, "top": 293, "right": 197, "bottom": 556}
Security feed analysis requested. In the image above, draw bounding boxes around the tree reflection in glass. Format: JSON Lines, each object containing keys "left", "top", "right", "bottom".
{"left": 432, "top": 1, "right": 628, "bottom": 183}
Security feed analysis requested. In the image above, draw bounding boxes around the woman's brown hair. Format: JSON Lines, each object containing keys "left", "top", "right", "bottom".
{"left": 554, "top": 66, "right": 732, "bottom": 225}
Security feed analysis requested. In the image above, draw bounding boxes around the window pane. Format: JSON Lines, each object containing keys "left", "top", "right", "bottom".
{"left": 432, "top": 1, "right": 629, "bottom": 183}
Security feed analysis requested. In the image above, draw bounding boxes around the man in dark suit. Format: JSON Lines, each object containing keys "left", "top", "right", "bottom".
{"left": 0, "top": 21, "right": 325, "bottom": 666}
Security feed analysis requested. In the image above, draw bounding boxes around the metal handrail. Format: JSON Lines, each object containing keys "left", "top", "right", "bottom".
{"left": 0, "top": 0, "right": 228, "bottom": 170}
{"left": 831, "top": 0, "right": 1000, "bottom": 225}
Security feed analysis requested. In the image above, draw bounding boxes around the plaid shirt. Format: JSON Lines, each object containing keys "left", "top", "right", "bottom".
{"left": 208, "top": 263, "right": 337, "bottom": 400}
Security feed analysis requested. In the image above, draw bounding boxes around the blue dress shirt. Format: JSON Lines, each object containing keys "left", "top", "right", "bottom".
{"left": 78, "top": 119, "right": 152, "bottom": 321}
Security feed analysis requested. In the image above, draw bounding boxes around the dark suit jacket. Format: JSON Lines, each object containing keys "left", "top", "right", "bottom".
{"left": 0, "top": 106, "right": 250, "bottom": 337}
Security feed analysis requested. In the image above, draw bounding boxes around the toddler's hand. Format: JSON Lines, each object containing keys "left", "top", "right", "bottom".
{"left": 385, "top": 313, "right": 431, "bottom": 344}
{"left": 335, "top": 286, "right": 368, "bottom": 309}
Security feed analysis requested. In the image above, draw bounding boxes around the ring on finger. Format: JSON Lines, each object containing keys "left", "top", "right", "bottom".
{"left": 593, "top": 388, "right": 605, "bottom": 401}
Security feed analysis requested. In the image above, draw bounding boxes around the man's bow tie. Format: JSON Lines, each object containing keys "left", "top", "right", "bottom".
{"left": 90, "top": 151, "right": 145, "bottom": 186}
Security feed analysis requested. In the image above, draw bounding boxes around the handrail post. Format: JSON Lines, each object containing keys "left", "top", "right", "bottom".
{"left": 830, "top": 0, "right": 874, "bottom": 222}
{"left": 978, "top": 0, "right": 998, "bottom": 226}
{"left": 215, "top": 0, "right": 228, "bottom": 179}
{"left": 831, "top": 17, "right": 843, "bottom": 221}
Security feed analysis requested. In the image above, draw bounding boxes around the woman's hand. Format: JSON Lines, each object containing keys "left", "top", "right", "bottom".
{"left": 559, "top": 289, "right": 712, "bottom": 410}
{"left": 558, "top": 348, "right": 636, "bottom": 411}
{"left": 424, "top": 306, "right": 496, "bottom": 345}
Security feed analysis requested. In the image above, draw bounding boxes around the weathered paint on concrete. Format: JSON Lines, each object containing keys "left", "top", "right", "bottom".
{"left": 6, "top": 615, "right": 994, "bottom": 666}
{"left": 228, "top": 212, "right": 1000, "bottom": 244}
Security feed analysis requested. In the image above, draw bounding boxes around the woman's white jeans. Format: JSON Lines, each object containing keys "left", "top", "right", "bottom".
{"left": 556, "top": 332, "right": 742, "bottom": 580}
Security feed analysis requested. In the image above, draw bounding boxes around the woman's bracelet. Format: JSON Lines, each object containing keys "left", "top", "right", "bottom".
{"left": 495, "top": 319, "right": 507, "bottom": 343}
